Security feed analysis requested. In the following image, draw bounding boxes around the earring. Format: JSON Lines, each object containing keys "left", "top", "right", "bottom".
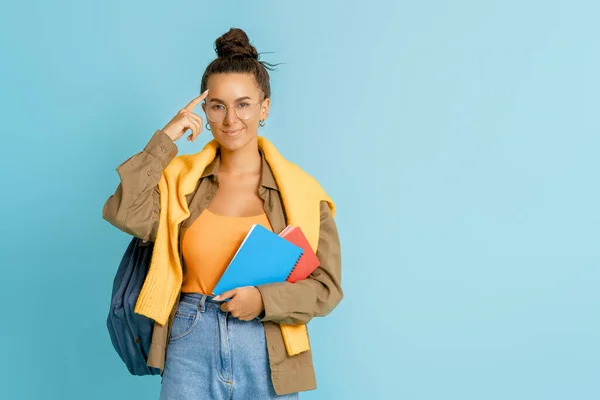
{"left": 205, "top": 122, "right": 211, "bottom": 131}
{"left": 259, "top": 120, "right": 266, "bottom": 127}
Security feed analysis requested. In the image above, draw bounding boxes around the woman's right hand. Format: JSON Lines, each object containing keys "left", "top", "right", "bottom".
{"left": 162, "top": 89, "right": 210, "bottom": 142}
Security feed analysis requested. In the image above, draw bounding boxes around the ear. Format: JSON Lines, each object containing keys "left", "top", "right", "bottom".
{"left": 260, "top": 97, "right": 271, "bottom": 120}
{"left": 201, "top": 102, "right": 206, "bottom": 114}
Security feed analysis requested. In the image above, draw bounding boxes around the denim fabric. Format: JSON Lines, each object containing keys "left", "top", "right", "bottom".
{"left": 159, "top": 292, "right": 299, "bottom": 399}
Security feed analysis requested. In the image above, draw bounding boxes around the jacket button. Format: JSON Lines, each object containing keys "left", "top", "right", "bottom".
{"left": 206, "top": 194, "right": 213, "bottom": 200}
{"left": 147, "top": 170, "right": 152, "bottom": 176}
{"left": 160, "top": 146, "right": 166, "bottom": 152}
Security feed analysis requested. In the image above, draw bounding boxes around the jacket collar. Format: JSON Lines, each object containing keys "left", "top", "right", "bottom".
{"left": 200, "top": 147, "right": 279, "bottom": 191}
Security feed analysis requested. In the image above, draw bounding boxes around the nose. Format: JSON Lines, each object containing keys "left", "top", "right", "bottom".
{"left": 223, "top": 106, "right": 238, "bottom": 125}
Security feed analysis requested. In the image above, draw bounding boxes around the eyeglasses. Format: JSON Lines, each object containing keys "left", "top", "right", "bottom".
{"left": 204, "top": 98, "right": 265, "bottom": 123}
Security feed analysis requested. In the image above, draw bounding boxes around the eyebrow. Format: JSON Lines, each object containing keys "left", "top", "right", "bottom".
{"left": 208, "top": 96, "right": 252, "bottom": 103}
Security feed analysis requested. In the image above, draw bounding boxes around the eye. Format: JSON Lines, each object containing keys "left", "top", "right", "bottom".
{"left": 211, "top": 104, "right": 225, "bottom": 111}
{"left": 237, "top": 102, "right": 251, "bottom": 108}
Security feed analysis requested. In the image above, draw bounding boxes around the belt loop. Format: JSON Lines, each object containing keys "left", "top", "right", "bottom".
{"left": 199, "top": 294, "right": 207, "bottom": 312}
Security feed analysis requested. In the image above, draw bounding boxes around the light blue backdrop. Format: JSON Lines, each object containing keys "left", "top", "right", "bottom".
{"left": 1, "top": 1, "right": 598, "bottom": 399}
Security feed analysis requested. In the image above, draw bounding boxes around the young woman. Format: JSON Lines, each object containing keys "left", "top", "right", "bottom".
{"left": 103, "top": 28, "right": 342, "bottom": 399}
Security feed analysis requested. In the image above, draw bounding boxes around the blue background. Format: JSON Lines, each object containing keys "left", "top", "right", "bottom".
{"left": 1, "top": 1, "right": 599, "bottom": 399}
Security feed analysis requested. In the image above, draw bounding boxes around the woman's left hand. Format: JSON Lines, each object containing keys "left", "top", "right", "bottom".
{"left": 213, "top": 286, "right": 265, "bottom": 321}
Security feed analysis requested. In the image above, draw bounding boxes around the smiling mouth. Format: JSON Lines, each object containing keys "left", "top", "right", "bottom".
{"left": 222, "top": 128, "right": 243, "bottom": 136}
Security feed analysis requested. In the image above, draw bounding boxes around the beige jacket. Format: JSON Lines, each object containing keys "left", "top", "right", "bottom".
{"left": 102, "top": 129, "right": 343, "bottom": 395}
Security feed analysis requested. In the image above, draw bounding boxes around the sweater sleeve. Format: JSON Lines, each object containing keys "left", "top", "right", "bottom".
{"left": 102, "top": 129, "right": 178, "bottom": 242}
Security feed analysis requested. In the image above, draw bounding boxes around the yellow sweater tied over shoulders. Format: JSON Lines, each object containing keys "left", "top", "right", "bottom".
{"left": 133, "top": 136, "right": 335, "bottom": 356}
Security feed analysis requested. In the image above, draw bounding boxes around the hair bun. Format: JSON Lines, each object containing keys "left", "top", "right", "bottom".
{"left": 215, "top": 28, "right": 259, "bottom": 60}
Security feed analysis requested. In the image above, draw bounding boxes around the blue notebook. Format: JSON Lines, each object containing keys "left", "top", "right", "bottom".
{"left": 212, "top": 224, "right": 304, "bottom": 296}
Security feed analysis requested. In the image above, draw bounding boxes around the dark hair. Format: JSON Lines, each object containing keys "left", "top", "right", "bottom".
{"left": 200, "top": 28, "right": 280, "bottom": 99}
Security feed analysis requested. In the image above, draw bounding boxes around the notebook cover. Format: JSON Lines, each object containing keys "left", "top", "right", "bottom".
{"left": 212, "top": 224, "right": 304, "bottom": 296}
{"left": 279, "top": 225, "right": 321, "bottom": 283}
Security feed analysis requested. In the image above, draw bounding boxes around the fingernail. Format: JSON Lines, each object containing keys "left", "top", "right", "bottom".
{"left": 213, "top": 295, "right": 220, "bottom": 301}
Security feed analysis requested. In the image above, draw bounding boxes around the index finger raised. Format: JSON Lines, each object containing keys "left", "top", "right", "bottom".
{"left": 183, "top": 89, "right": 209, "bottom": 112}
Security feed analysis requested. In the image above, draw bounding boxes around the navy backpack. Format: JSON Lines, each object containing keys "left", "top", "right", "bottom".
{"left": 106, "top": 236, "right": 161, "bottom": 376}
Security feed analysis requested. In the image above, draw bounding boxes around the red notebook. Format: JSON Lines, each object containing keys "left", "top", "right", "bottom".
{"left": 278, "top": 225, "right": 320, "bottom": 283}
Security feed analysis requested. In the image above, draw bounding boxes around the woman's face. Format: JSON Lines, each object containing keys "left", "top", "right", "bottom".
{"left": 202, "top": 73, "right": 270, "bottom": 152}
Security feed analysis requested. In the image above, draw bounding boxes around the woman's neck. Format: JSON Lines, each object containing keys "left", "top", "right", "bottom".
{"left": 218, "top": 140, "right": 262, "bottom": 176}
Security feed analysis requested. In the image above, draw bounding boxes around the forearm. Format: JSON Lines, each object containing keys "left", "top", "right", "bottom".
{"left": 257, "top": 201, "right": 343, "bottom": 325}
{"left": 102, "top": 129, "right": 177, "bottom": 241}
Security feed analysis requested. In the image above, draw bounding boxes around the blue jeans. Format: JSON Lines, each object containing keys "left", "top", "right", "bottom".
{"left": 159, "top": 292, "right": 299, "bottom": 399}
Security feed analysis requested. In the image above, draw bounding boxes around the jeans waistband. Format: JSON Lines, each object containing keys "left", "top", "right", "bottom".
{"left": 179, "top": 292, "right": 221, "bottom": 307}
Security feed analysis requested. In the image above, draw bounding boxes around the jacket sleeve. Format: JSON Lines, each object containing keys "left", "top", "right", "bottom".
{"left": 102, "top": 129, "right": 178, "bottom": 242}
{"left": 256, "top": 200, "right": 343, "bottom": 325}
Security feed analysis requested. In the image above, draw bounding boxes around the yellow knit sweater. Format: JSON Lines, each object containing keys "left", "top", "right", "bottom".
{"left": 133, "top": 136, "right": 334, "bottom": 354}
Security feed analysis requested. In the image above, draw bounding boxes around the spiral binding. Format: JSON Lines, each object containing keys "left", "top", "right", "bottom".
{"left": 285, "top": 253, "right": 303, "bottom": 281}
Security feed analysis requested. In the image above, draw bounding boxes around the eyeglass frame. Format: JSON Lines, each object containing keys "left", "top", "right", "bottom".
{"left": 203, "top": 97, "right": 267, "bottom": 123}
